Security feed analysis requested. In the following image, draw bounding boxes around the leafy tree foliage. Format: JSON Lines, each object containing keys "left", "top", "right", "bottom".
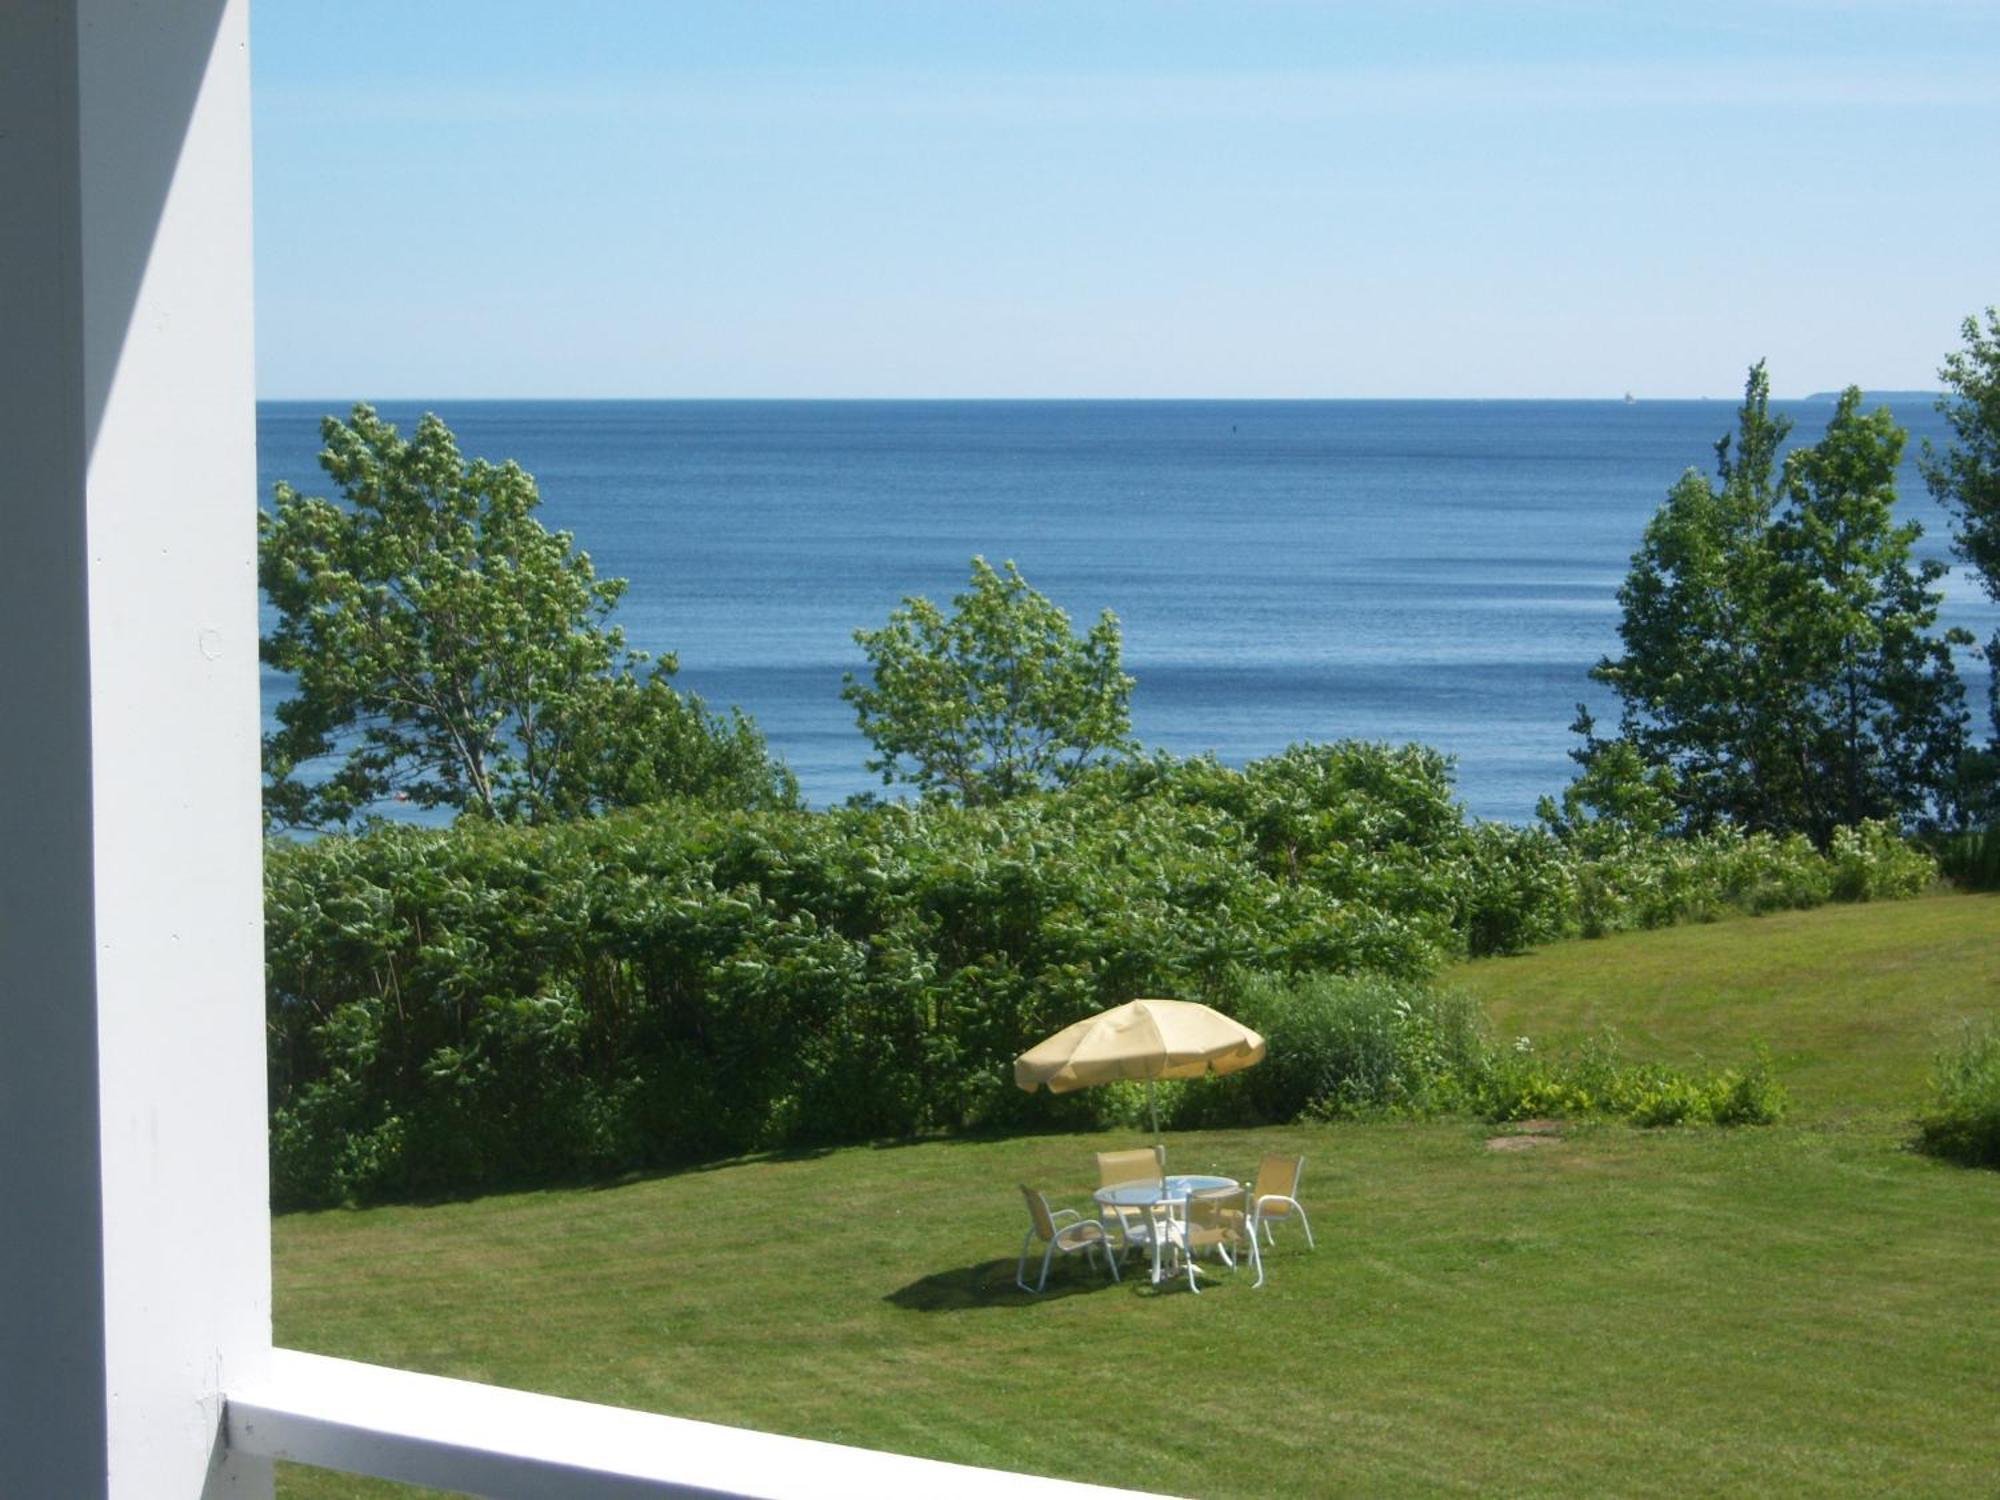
{"left": 1922, "top": 307, "right": 2000, "bottom": 760}
{"left": 843, "top": 556, "right": 1136, "bottom": 804}
{"left": 1588, "top": 366, "right": 1968, "bottom": 842}
{"left": 1924, "top": 308, "right": 2000, "bottom": 609}
{"left": 1537, "top": 707, "right": 1680, "bottom": 852}
{"left": 259, "top": 406, "right": 795, "bottom": 829}
{"left": 1769, "top": 390, "right": 1968, "bottom": 830}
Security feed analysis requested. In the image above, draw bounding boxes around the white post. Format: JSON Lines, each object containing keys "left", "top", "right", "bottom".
{"left": 0, "top": 3, "right": 271, "bottom": 1497}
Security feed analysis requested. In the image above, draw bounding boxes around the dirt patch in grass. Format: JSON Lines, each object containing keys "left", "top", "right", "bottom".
{"left": 1486, "top": 1119, "right": 1565, "bottom": 1152}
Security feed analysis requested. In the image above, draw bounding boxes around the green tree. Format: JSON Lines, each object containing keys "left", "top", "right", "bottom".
{"left": 1588, "top": 368, "right": 1968, "bottom": 842}
{"left": 843, "top": 556, "right": 1136, "bottom": 804}
{"left": 259, "top": 406, "right": 795, "bottom": 830}
{"left": 1536, "top": 707, "right": 1680, "bottom": 852}
{"left": 1590, "top": 364, "right": 1798, "bottom": 831}
{"left": 1769, "top": 390, "right": 1968, "bottom": 835}
{"left": 1921, "top": 307, "right": 2000, "bottom": 757}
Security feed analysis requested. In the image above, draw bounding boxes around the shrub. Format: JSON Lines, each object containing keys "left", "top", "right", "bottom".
{"left": 1914, "top": 1022, "right": 2000, "bottom": 1168}
{"left": 1828, "top": 820, "right": 1937, "bottom": 901}
{"left": 1568, "top": 827, "right": 1825, "bottom": 934}
{"left": 1084, "top": 743, "right": 1473, "bottom": 958}
{"left": 1708, "top": 1049, "right": 1791, "bottom": 1126}
{"left": 1084, "top": 750, "right": 1934, "bottom": 958}
{"left": 1226, "top": 973, "right": 1488, "bottom": 1122}
{"left": 1450, "top": 823, "right": 1576, "bottom": 956}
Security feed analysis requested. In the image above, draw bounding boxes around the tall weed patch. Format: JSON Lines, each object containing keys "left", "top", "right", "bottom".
{"left": 1230, "top": 973, "right": 1487, "bottom": 1120}
{"left": 1475, "top": 1034, "right": 1788, "bottom": 1127}
{"left": 1188, "top": 975, "right": 1786, "bottom": 1131}
{"left": 1933, "top": 826, "right": 2000, "bottom": 891}
{"left": 1915, "top": 1022, "right": 2000, "bottom": 1168}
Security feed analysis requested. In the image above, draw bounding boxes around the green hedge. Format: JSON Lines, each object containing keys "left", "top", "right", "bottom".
{"left": 265, "top": 742, "right": 1930, "bottom": 1206}
{"left": 1078, "top": 751, "right": 1935, "bottom": 954}
{"left": 267, "top": 755, "right": 1446, "bottom": 1206}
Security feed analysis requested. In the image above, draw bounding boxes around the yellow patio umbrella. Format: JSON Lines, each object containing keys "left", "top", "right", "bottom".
{"left": 1014, "top": 997, "right": 1266, "bottom": 1148}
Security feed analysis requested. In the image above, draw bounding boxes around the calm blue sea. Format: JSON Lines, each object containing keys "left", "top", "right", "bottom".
{"left": 255, "top": 400, "right": 1996, "bottom": 825}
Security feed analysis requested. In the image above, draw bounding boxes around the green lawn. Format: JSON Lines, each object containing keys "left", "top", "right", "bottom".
{"left": 1447, "top": 889, "right": 2000, "bottom": 1123}
{"left": 274, "top": 892, "right": 2000, "bottom": 1497}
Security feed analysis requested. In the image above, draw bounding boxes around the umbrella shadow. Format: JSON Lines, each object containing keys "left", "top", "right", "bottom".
{"left": 884, "top": 1257, "right": 1124, "bottom": 1312}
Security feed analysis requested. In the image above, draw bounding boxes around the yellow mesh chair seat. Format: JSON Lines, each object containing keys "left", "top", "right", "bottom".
{"left": 1094, "top": 1147, "right": 1165, "bottom": 1186}
{"left": 1246, "top": 1153, "right": 1315, "bottom": 1250}
{"left": 1017, "top": 1186, "right": 1122, "bottom": 1294}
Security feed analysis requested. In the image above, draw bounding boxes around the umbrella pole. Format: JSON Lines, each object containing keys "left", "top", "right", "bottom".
{"left": 1147, "top": 1077, "right": 1162, "bottom": 1168}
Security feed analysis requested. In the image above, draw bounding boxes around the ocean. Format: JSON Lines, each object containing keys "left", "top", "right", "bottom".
{"left": 255, "top": 399, "right": 1996, "bottom": 825}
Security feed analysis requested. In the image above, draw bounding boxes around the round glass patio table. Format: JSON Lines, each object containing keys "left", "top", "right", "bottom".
{"left": 1093, "top": 1173, "right": 1238, "bottom": 1209}
{"left": 1093, "top": 1174, "right": 1241, "bottom": 1283}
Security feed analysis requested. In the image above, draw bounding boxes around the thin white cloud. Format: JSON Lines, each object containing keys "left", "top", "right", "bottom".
{"left": 260, "top": 55, "right": 1999, "bottom": 131}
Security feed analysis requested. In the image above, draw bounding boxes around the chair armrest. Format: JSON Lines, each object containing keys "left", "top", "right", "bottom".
{"left": 1049, "top": 1207, "right": 1082, "bottom": 1225}
{"left": 1055, "top": 1216, "right": 1115, "bottom": 1249}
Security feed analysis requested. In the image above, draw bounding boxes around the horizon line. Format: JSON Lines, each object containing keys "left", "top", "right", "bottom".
{"left": 255, "top": 390, "right": 1941, "bottom": 406}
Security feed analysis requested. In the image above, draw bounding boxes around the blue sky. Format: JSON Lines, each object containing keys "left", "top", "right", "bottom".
{"left": 250, "top": 1, "right": 2000, "bottom": 399}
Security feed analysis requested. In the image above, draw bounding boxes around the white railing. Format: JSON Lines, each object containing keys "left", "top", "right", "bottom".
{"left": 228, "top": 1350, "right": 1160, "bottom": 1500}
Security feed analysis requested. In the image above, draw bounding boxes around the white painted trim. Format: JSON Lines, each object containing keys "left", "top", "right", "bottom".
{"left": 230, "top": 1350, "right": 1161, "bottom": 1500}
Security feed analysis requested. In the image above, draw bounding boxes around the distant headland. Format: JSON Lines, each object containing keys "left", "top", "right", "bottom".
{"left": 1801, "top": 389, "right": 1941, "bottom": 403}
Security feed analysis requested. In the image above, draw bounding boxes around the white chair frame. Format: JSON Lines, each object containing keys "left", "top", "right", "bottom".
{"left": 1016, "top": 1189, "right": 1122, "bottom": 1294}
{"left": 1159, "top": 1188, "right": 1263, "bottom": 1294}
{"left": 1093, "top": 1149, "right": 1166, "bottom": 1262}
{"left": 1102, "top": 1200, "right": 1163, "bottom": 1264}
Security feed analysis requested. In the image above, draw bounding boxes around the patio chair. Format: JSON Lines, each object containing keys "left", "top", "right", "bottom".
{"left": 1016, "top": 1186, "right": 1120, "bottom": 1294}
{"left": 1243, "top": 1153, "right": 1315, "bottom": 1250}
{"left": 1162, "top": 1185, "right": 1263, "bottom": 1293}
{"left": 1094, "top": 1148, "right": 1166, "bottom": 1258}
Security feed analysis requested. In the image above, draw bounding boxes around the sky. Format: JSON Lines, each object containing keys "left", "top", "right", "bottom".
{"left": 250, "top": 1, "right": 2000, "bottom": 399}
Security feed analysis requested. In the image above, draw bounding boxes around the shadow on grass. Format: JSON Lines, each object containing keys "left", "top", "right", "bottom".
{"left": 585, "top": 1126, "right": 1039, "bottom": 1194}
{"left": 885, "top": 1257, "right": 1125, "bottom": 1311}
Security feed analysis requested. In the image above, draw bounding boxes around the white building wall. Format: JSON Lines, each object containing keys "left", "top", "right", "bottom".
{"left": 1, "top": 3, "right": 272, "bottom": 1496}
{"left": 0, "top": 6, "right": 108, "bottom": 1495}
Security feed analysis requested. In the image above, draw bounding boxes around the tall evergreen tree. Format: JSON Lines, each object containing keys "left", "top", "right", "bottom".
{"left": 1767, "top": 390, "right": 1967, "bottom": 835}
{"left": 1587, "top": 367, "right": 1968, "bottom": 842}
